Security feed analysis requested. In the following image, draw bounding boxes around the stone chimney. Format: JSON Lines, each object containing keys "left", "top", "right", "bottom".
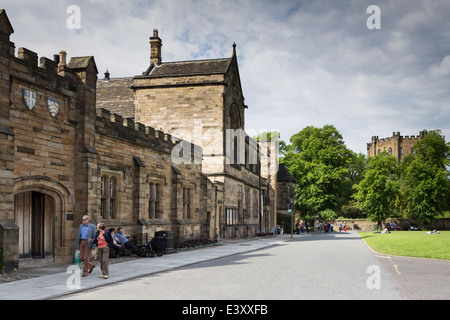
{"left": 58, "top": 50, "right": 67, "bottom": 73}
{"left": 149, "top": 29, "right": 162, "bottom": 66}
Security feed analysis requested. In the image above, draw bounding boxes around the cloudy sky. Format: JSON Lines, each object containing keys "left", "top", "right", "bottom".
{"left": 3, "top": 0, "right": 449, "bottom": 154}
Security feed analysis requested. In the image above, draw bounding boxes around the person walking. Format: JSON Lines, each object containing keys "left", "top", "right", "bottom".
{"left": 343, "top": 221, "right": 347, "bottom": 232}
{"left": 77, "top": 215, "right": 97, "bottom": 277}
{"left": 94, "top": 222, "right": 113, "bottom": 279}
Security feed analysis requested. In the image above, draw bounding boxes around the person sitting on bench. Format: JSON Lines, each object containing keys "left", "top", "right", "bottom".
{"left": 114, "top": 227, "right": 143, "bottom": 256}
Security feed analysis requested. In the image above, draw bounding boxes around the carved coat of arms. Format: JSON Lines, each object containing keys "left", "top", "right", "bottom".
{"left": 23, "top": 89, "right": 36, "bottom": 111}
{"left": 47, "top": 98, "right": 60, "bottom": 117}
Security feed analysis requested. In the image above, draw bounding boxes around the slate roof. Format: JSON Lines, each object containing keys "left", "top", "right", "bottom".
{"left": 96, "top": 77, "right": 135, "bottom": 118}
{"left": 96, "top": 57, "right": 232, "bottom": 118}
{"left": 277, "top": 164, "right": 295, "bottom": 183}
{"left": 67, "top": 56, "right": 98, "bottom": 74}
{"left": 145, "top": 58, "right": 232, "bottom": 77}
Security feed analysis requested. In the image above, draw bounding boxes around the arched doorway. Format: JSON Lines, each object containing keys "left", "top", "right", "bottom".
{"left": 14, "top": 191, "right": 54, "bottom": 259}
{"left": 13, "top": 176, "right": 71, "bottom": 264}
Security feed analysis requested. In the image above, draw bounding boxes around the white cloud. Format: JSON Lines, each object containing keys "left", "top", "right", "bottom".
{"left": 430, "top": 55, "right": 450, "bottom": 77}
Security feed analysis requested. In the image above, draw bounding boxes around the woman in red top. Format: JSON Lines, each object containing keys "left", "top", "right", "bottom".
{"left": 95, "top": 222, "right": 113, "bottom": 279}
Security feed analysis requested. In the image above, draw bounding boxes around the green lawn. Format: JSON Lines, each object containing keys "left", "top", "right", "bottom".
{"left": 359, "top": 231, "right": 450, "bottom": 260}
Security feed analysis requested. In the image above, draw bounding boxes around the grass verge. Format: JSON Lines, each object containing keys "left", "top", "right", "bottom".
{"left": 358, "top": 230, "right": 450, "bottom": 260}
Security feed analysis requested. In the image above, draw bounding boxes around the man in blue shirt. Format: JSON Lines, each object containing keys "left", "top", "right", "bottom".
{"left": 77, "top": 215, "right": 97, "bottom": 277}
{"left": 115, "top": 228, "right": 142, "bottom": 256}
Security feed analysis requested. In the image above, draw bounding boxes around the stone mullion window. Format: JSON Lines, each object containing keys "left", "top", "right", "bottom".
{"left": 149, "top": 182, "right": 161, "bottom": 219}
{"left": 109, "top": 177, "right": 117, "bottom": 219}
{"left": 182, "top": 186, "right": 193, "bottom": 220}
{"left": 100, "top": 173, "right": 119, "bottom": 220}
{"left": 253, "top": 190, "right": 258, "bottom": 218}
{"left": 100, "top": 175, "right": 107, "bottom": 219}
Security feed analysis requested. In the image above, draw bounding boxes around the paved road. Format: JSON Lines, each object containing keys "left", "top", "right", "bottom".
{"left": 58, "top": 232, "right": 404, "bottom": 300}
{"left": 2, "top": 231, "right": 447, "bottom": 300}
{"left": 374, "top": 253, "right": 450, "bottom": 300}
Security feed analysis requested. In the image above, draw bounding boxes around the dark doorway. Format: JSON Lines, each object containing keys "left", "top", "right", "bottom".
{"left": 31, "top": 192, "right": 45, "bottom": 258}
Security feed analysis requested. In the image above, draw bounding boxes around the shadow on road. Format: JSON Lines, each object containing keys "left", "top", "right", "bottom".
{"left": 291, "top": 232, "right": 362, "bottom": 242}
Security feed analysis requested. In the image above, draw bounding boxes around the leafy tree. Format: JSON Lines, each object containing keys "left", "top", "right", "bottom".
{"left": 353, "top": 151, "right": 399, "bottom": 229}
{"left": 413, "top": 130, "right": 449, "bottom": 168}
{"left": 404, "top": 160, "right": 448, "bottom": 222}
{"left": 401, "top": 130, "right": 449, "bottom": 222}
{"left": 281, "top": 125, "right": 360, "bottom": 220}
{"left": 319, "top": 209, "right": 337, "bottom": 221}
{"left": 341, "top": 200, "right": 365, "bottom": 219}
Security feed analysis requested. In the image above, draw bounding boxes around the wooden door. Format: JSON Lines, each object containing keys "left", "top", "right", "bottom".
{"left": 15, "top": 191, "right": 53, "bottom": 259}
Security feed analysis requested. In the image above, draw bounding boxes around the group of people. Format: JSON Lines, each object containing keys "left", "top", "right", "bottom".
{"left": 319, "top": 221, "right": 348, "bottom": 232}
{"left": 294, "top": 222, "right": 309, "bottom": 234}
{"left": 76, "top": 215, "right": 143, "bottom": 279}
{"left": 318, "top": 222, "right": 336, "bottom": 232}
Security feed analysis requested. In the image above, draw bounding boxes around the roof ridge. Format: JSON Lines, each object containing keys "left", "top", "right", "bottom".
{"left": 160, "top": 57, "right": 231, "bottom": 65}
{"left": 96, "top": 76, "right": 133, "bottom": 81}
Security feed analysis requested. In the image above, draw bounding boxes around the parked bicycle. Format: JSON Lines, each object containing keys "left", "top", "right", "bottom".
{"left": 143, "top": 236, "right": 165, "bottom": 257}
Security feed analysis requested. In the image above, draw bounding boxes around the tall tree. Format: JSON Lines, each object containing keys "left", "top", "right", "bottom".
{"left": 402, "top": 130, "right": 449, "bottom": 222}
{"left": 353, "top": 151, "right": 399, "bottom": 229}
{"left": 281, "top": 125, "right": 359, "bottom": 219}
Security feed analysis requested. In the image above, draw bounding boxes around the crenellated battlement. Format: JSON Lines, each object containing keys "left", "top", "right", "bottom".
{"left": 95, "top": 107, "right": 202, "bottom": 160}
{"left": 367, "top": 130, "right": 445, "bottom": 162}
{"left": 367, "top": 130, "right": 443, "bottom": 149}
{"left": 13, "top": 47, "right": 77, "bottom": 85}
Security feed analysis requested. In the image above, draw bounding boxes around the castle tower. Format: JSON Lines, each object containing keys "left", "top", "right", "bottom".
{"left": 366, "top": 131, "right": 430, "bottom": 162}
{"left": 150, "top": 29, "right": 162, "bottom": 66}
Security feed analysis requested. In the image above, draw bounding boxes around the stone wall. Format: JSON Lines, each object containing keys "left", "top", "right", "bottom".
{"left": 133, "top": 74, "right": 225, "bottom": 162}
{"left": 95, "top": 107, "right": 208, "bottom": 244}
{"left": 332, "top": 218, "right": 450, "bottom": 231}
{"left": 0, "top": 10, "right": 16, "bottom": 273}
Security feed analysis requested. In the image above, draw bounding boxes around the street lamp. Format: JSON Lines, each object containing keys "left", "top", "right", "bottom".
{"left": 289, "top": 186, "right": 294, "bottom": 238}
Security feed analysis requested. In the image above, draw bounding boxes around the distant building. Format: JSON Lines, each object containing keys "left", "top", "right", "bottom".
{"left": 276, "top": 164, "right": 295, "bottom": 215}
{"left": 367, "top": 131, "right": 425, "bottom": 162}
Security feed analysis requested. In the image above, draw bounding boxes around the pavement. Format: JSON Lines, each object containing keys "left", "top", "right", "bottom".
{"left": 0, "top": 233, "right": 306, "bottom": 300}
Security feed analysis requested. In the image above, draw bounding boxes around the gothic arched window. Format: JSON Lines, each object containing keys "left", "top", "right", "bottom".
{"left": 230, "top": 104, "right": 241, "bottom": 130}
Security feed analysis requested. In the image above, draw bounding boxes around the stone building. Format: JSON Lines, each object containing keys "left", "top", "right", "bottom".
{"left": 97, "top": 29, "right": 280, "bottom": 239}
{"left": 0, "top": 10, "right": 214, "bottom": 273}
{"left": 276, "top": 164, "right": 295, "bottom": 215}
{"left": 0, "top": 11, "right": 289, "bottom": 273}
{"left": 367, "top": 131, "right": 425, "bottom": 162}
